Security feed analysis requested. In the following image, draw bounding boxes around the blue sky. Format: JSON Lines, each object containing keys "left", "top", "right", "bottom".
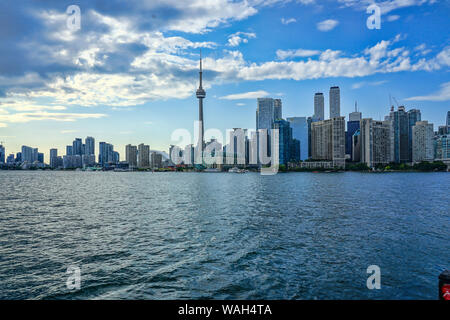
{"left": 0, "top": 0, "right": 449, "bottom": 160}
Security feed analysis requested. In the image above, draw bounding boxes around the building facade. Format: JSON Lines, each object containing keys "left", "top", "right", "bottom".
{"left": 287, "top": 117, "right": 308, "bottom": 160}
{"left": 126, "top": 144, "right": 138, "bottom": 168}
{"left": 412, "top": 121, "right": 434, "bottom": 163}
{"left": 311, "top": 117, "right": 345, "bottom": 167}
{"left": 314, "top": 93, "right": 324, "bottom": 121}
{"left": 138, "top": 143, "right": 150, "bottom": 168}
{"left": 360, "top": 119, "right": 392, "bottom": 168}
{"left": 329, "top": 86, "right": 340, "bottom": 118}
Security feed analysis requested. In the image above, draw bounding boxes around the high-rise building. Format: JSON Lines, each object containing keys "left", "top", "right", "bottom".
{"left": 85, "top": 136, "right": 95, "bottom": 156}
{"left": 349, "top": 102, "right": 362, "bottom": 122}
{"left": 0, "top": 144, "right": 5, "bottom": 164}
{"left": 256, "top": 98, "right": 275, "bottom": 131}
{"left": 126, "top": 144, "right": 138, "bottom": 168}
{"left": 352, "top": 129, "right": 361, "bottom": 162}
{"left": 66, "top": 145, "right": 73, "bottom": 156}
{"left": 151, "top": 152, "right": 163, "bottom": 169}
{"left": 434, "top": 135, "right": 450, "bottom": 160}
{"left": 37, "top": 153, "right": 44, "bottom": 163}
{"left": 16, "top": 152, "right": 22, "bottom": 163}
{"left": 274, "top": 99, "right": 282, "bottom": 120}
{"left": 6, "top": 154, "right": 15, "bottom": 164}
{"left": 72, "top": 138, "right": 82, "bottom": 156}
{"left": 287, "top": 117, "right": 308, "bottom": 160}
{"left": 412, "top": 121, "right": 434, "bottom": 163}
{"left": 314, "top": 93, "right": 324, "bottom": 121}
{"left": 21, "top": 146, "right": 33, "bottom": 163}
{"left": 346, "top": 104, "right": 362, "bottom": 160}
{"left": 329, "top": 86, "right": 340, "bottom": 118}
{"left": 389, "top": 106, "right": 409, "bottom": 163}
{"left": 50, "top": 149, "right": 58, "bottom": 168}
{"left": 407, "top": 109, "right": 421, "bottom": 161}
{"left": 138, "top": 143, "right": 150, "bottom": 168}
{"left": 447, "top": 111, "right": 450, "bottom": 127}
{"left": 273, "top": 119, "right": 299, "bottom": 165}
{"left": 360, "top": 119, "right": 392, "bottom": 168}
{"left": 311, "top": 117, "right": 345, "bottom": 166}
{"left": 99, "top": 142, "right": 115, "bottom": 166}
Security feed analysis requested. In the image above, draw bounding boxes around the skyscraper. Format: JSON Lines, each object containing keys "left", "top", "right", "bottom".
{"left": 360, "top": 119, "right": 392, "bottom": 168}
{"left": 434, "top": 135, "right": 449, "bottom": 160}
{"left": 126, "top": 144, "right": 138, "bottom": 168}
{"left": 311, "top": 117, "right": 345, "bottom": 166}
{"left": 85, "top": 136, "right": 95, "bottom": 156}
{"left": 274, "top": 99, "right": 282, "bottom": 120}
{"left": 314, "top": 93, "right": 324, "bottom": 121}
{"left": 72, "top": 138, "right": 82, "bottom": 156}
{"left": 256, "top": 98, "right": 275, "bottom": 131}
{"left": 412, "top": 121, "right": 434, "bottom": 163}
{"left": 66, "top": 145, "right": 73, "bottom": 156}
{"left": 407, "top": 109, "right": 421, "bottom": 161}
{"left": 273, "top": 119, "right": 299, "bottom": 165}
{"left": 390, "top": 106, "right": 409, "bottom": 163}
{"left": 0, "top": 144, "right": 5, "bottom": 164}
{"left": 346, "top": 103, "right": 362, "bottom": 160}
{"left": 447, "top": 111, "right": 450, "bottom": 127}
{"left": 50, "top": 148, "right": 58, "bottom": 168}
{"left": 21, "top": 146, "right": 33, "bottom": 163}
{"left": 196, "top": 51, "right": 206, "bottom": 162}
{"left": 329, "top": 86, "right": 340, "bottom": 118}
{"left": 138, "top": 143, "right": 150, "bottom": 168}
{"left": 287, "top": 117, "right": 308, "bottom": 160}
{"left": 99, "top": 142, "right": 115, "bottom": 166}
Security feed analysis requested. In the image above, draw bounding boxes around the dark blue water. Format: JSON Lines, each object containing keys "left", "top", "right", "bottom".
{"left": 0, "top": 171, "right": 448, "bottom": 299}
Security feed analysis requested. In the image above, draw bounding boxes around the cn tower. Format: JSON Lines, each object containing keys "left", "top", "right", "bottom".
{"left": 196, "top": 50, "right": 206, "bottom": 160}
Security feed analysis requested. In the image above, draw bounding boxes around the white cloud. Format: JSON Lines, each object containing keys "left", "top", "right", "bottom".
{"left": 219, "top": 90, "right": 270, "bottom": 100}
{"left": 386, "top": 15, "right": 400, "bottom": 22}
{"left": 406, "top": 82, "right": 450, "bottom": 102}
{"left": 337, "top": 0, "right": 437, "bottom": 15}
{"left": 317, "top": 19, "right": 339, "bottom": 32}
{"left": 276, "top": 48, "right": 320, "bottom": 60}
{"left": 0, "top": 111, "right": 106, "bottom": 126}
{"left": 281, "top": 17, "right": 297, "bottom": 25}
{"left": 352, "top": 80, "right": 388, "bottom": 89}
{"left": 227, "top": 32, "right": 256, "bottom": 47}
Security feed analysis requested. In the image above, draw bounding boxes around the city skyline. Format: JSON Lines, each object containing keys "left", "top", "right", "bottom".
{"left": 0, "top": 1, "right": 449, "bottom": 161}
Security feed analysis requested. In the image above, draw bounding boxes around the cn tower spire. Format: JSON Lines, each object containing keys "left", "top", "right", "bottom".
{"left": 196, "top": 49, "right": 206, "bottom": 164}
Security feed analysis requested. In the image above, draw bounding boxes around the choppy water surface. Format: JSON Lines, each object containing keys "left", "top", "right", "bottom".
{"left": 0, "top": 171, "right": 448, "bottom": 299}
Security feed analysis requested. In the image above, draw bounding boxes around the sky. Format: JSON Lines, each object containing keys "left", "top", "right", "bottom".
{"left": 0, "top": 0, "right": 449, "bottom": 161}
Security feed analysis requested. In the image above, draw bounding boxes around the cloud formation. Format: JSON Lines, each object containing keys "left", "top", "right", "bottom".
{"left": 406, "top": 82, "right": 450, "bottom": 102}
{"left": 219, "top": 90, "right": 270, "bottom": 100}
{"left": 317, "top": 19, "right": 339, "bottom": 31}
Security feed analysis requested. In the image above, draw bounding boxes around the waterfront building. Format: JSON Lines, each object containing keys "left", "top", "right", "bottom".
{"left": 151, "top": 152, "right": 163, "bottom": 169}
{"left": 447, "top": 111, "right": 450, "bottom": 126}
{"left": 81, "top": 154, "right": 95, "bottom": 167}
{"left": 329, "top": 86, "right": 340, "bottom": 118}
{"left": 389, "top": 106, "right": 409, "bottom": 163}
{"left": 412, "top": 121, "right": 434, "bottom": 163}
{"left": 256, "top": 98, "right": 275, "bottom": 131}
{"left": 85, "top": 136, "right": 95, "bottom": 156}
{"left": 360, "top": 119, "right": 392, "bottom": 168}
{"left": 66, "top": 145, "right": 73, "bottom": 156}
{"left": 274, "top": 99, "right": 282, "bottom": 120}
{"left": 287, "top": 117, "right": 308, "bottom": 160}
{"left": 21, "top": 146, "right": 33, "bottom": 163}
{"left": 125, "top": 144, "right": 138, "bottom": 168}
{"left": 434, "top": 135, "right": 450, "bottom": 160}
{"left": 0, "top": 144, "right": 5, "bottom": 163}
{"left": 310, "top": 117, "right": 345, "bottom": 167}
{"left": 63, "top": 155, "right": 82, "bottom": 169}
{"left": 183, "top": 144, "right": 195, "bottom": 166}
{"left": 15, "top": 152, "right": 22, "bottom": 163}
{"left": 113, "top": 151, "right": 120, "bottom": 164}
{"left": 50, "top": 149, "right": 58, "bottom": 168}
{"left": 37, "top": 153, "right": 44, "bottom": 163}
{"left": 346, "top": 104, "right": 362, "bottom": 160}
{"left": 99, "top": 142, "right": 115, "bottom": 166}
{"left": 72, "top": 138, "right": 82, "bottom": 156}
{"left": 352, "top": 129, "right": 361, "bottom": 162}
{"left": 314, "top": 93, "right": 324, "bottom": 121}
{"left": 6, "top": 154, "right": 15, "bottom": 164}
{"left": 407, "top": 109, "right": 421, "bottom": 161}
{"left": 138, "top": 143, "right": 150, "bottom": 168}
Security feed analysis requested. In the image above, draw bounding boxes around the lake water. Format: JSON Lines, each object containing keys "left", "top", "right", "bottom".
{"left": 0, "top": 171, "right": 448, "bottom": 299}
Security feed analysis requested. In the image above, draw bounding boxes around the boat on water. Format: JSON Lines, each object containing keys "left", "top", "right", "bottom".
{"left": 228, "top": 167, "right": 248, "bottom": 173}
{"left": 203, "top": 168, "right": 221, "bottom": 173}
